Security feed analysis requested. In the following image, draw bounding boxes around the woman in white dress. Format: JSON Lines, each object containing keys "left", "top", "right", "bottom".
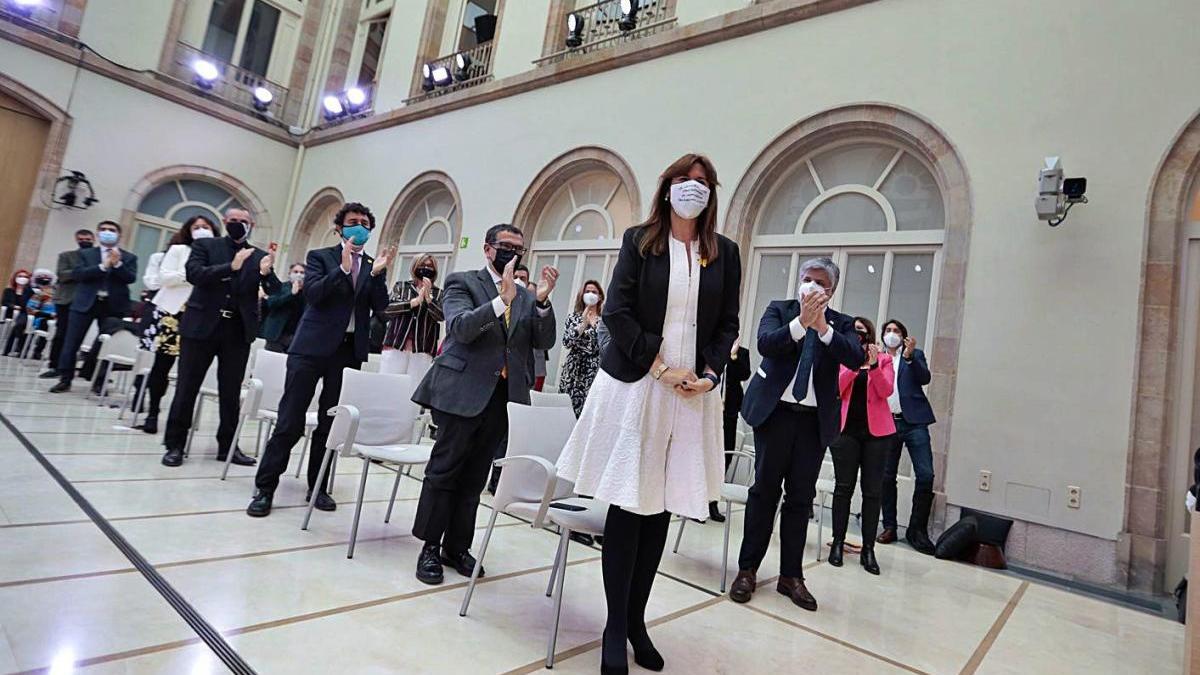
{"left": 557, "top": 154, "right": 741, "bottom": 675}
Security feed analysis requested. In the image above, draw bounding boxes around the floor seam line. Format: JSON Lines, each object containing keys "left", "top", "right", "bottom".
{"left": 958, "top": 580, "right": 1029, "bottom": 675}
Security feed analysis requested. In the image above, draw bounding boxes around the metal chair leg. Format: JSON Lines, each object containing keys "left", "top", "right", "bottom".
{"left": 185, "top": 395, "right": 204, "bottom": 458}
{"left": 346, "top": 457, "right": 372, "bottom": 559}
{"left": 295, "top": 431, "right": 310, "bottom": 478}
{"left": 221, "top": 409, "right": 249, "bottom": 480}
{"left": 301, "top": 446, "right": 338, "bottom": 531}
{"left": 721, "top": 499, "right": 733, "bottom": 593}
{"left": 460, "top": 508, "right": 500, "bottom": 617}
{"left": 384, "top": 467, "right": 403, "bottom": 523}
{"left": 546, "top": 528, "right": 571, "bottom": 669}
{"left": 672, "top": 516, "right": 687, "bottom": 553}
{"left": 546, "top": 527, "right": 568, "bottom": 598}
{"left": 816, "top": 493, "right": 826, "bottom": 562}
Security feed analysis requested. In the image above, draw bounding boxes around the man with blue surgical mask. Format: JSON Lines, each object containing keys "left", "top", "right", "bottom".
{"left": 50, "top": 221, "right": 138, "bottom": 393}
{"left": 248, "top": 202, "right": 394, "bottom": 517}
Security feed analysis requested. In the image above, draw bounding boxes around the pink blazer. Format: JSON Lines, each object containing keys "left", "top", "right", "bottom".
{"left": 838, "top": 352, "right": 896, "bottom": 437}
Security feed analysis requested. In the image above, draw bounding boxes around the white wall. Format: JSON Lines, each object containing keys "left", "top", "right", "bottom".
{"left": 372, "top": 0, "right": 430, "bottom": 113}
{"left": 77, "top": 0, "right": 176, "bottom": 71}
{"left": 492, "top": 0, "right": 551, "bottom": 80}
{"left": 673, "top": 0, "right": 755, "bottom": 26}
{"left": 0, "top": 39, "right": 298, "bottom": 270}
{"left": 291, "top": 0, "right": 1200, "bottom": 541}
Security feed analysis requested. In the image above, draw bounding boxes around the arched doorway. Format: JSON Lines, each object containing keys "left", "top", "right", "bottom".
{"left": 382, "top": 172, "right": 463, "bottom": 282}
{"left": 287, "top": 187, "right": 346, "bottom": 263}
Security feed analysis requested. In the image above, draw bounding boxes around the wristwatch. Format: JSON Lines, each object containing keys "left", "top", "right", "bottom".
{"left": 652, "top": 363, "right": 669, "bottom": 380}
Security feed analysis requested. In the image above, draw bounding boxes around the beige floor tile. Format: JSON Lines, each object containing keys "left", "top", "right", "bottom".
{"left": 0, "top": 522, "right": 133, "bottom": 585}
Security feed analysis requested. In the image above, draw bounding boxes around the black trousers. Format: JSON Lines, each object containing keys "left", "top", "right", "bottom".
{"left": 47, "top": 302, "right": 71, "bottom": 368}
{"left": 162, "top": 321, "right": 250, "bottom": 454}
{"left": 254, "top": 335, "right": 360, "bottom": 493}
{"left": 737, "top": 404, "right": 825, "bottom": 578}
{"left": 144, "top": 351, "right": 177, "bottom": 419}
{"left": 829, "top": 427, "right": 891, "bottom": 544}
{"left": 56, "top": 302, "right": 118, "bottom": 383}
{"left": 412, "top": 380, "right": 508, "bottom": 554}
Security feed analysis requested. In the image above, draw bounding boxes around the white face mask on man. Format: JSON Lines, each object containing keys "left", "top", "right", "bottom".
{"left": 883, "top": 332, "right": 903, "bottom": 349}
{"left": 797, "top": 280, "right": 825, "bottom": 301}
{"left": 668, "top": 180, "right": 710, "bottom": 220}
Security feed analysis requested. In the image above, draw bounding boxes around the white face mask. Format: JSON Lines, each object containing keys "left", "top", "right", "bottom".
{"left": 15, "top": 276, "right": 29, "bottom": 286}
{"left": 668, "top": 180, "right": 710, "bottom": 220}
{"left": 883, "top": 332, "right": 902, "bottom": 349}
{"left": 289, "top": 272, "right": 305, "bottom": 283}
{"left": 582, "top": 292, "right": 600, "bottom": 307}
{"left": 191, "top": 228, "right": 214, "bottom": 240}
{"left": 797, "top": 280, "right": 825, "bottom": 301}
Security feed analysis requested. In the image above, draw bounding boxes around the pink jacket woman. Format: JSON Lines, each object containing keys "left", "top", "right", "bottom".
{"left": 838, "top": 352, "right": 896, "bottom": 437}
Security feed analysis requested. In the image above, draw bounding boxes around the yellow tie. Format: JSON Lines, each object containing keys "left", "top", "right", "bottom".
{"left": 504, "top": 302, "right": 511, "bottom": 328}
{"left": 500, "top": 284, "right": 510, "bottom": 379}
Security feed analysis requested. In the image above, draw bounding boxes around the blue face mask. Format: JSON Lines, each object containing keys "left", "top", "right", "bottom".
{"left": 341, "top": 224, "right": 371, "bottom": 246}
{"left": 98, "top": 230, "right": 119, "bottom": 246}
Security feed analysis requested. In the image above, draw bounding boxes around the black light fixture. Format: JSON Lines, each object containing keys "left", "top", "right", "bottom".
{"left": 618, "top": 0, "right": 639, "bottom": 31}
{"left": 453, "top": 53, "right": 473, "bottom": 82}
{"left": 53, "top": 171, "right": 98, "bottom": 209}
{"left": 566, "top": 13, "right": 583, "bottom": 48}
{"left": 421, "top": 63, "right": 435, "bottom": 92}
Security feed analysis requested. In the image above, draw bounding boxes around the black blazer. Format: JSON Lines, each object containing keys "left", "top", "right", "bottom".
{"left": 740, "top": 301, "right": 864, "bottom": 448}
{"left": 381, "top": 279, "right": 444, "bottom": 355}
{"left": 895, "top": 348, "right": 936, "bottom": 425}
{"left": 181, "top": 236, "right": 281, "bottom": 343}
{"left": 723, "top": 346, "right": 752, "bottom": 415}
{"left": 72, "top": 246, "right": 138, "bottom": 316}
{"left": 289, "top": 244, "right": 389, "bottom": 363}
{"left": 600, "top": 226, "right": 741, "bottom": 382}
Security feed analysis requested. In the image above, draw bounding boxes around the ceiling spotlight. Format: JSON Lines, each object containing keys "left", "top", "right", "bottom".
{"left": 345, "top": 87, "right": 367, "bottom": 112}
{"left": 618, "top": 0, "right": 639, "bottom": 31}
{"left": 421, "top": 63, "right": 434, "bottom": 92}
{"left": 431, "top": 65, "right": 452, "bottom": 87}
{"left": 322, "top": 95, "right": 344, "bottom": 120}
{"left": 566, "top": 13, "right": 583, "bottom": 48}
{"left": 192, "top": 59, "right": 220, "bottom": 90}
{"left": 252, "top": 87, "right": 273, "bottom": 112}
{"left": 453, "top": 53, "right": 473, "bottom": 82}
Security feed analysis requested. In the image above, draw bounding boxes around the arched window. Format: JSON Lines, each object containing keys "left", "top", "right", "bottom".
{"left": 747, "top": 140, "right": 945, "bottom": 348}
{"left": 385, "top": 176, "right": 462, "bottom": 278}
{"left": 523, "top": 155, "right": 638, "bottom": 386}
{"left": 131, "top": 178, "right": 248, "bottom": 293}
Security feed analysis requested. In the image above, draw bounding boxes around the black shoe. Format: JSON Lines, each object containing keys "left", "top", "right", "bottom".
{"left": 216, "top": 447, "right": 256, "bottom": 467}
{"left": 246, "top": 490, "right": 273, "bottom": 517}
{"left": 161, "top": 447, "right": 184, "bottom": 467}
{"left": 906, "top": 528, "right": 936, "bottom": 555}
{"left": 569, "top": 532, "right": 595, "bottom": 546}
{"left": 708, "top": 502, "right": 726, "bottom": 523}
{"left": 601, "top": 627, "right": 629, "bottom": 675}
{"left": 828, "top": 540, "right": 845, "bottom": 567}
{"left": 49, "top": 381, "right": 71, "bottom": 393}
{"left": 861, "top": 546, "right": 881, "bottom": 575}
{"left": 629, "top": 627, "right": 665, "bottom": 672}
{"left": 138, "top": 416, "right": 158, "bottom": 435}
{"left": 907, "top": 490, "right": 937, "bottom": 555}
{"left": 38, "top": 369, "right": 58, "bottom": 379}
{"left": 440, "top": 548, "right": 484, "bottom": 578}
{"left": 416, "top": 544, "right": 444, "bottom": 585}
{"left": 306, "top": 490, "right": 337, "bottom": 512}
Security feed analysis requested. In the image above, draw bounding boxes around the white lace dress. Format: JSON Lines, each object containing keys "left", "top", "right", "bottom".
{"left": 556, "top": 236, "right": 724, "bottom": 520}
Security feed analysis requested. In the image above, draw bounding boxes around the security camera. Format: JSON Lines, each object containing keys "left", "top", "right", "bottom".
{"left": 1035, "top": 157, "right": 1087, "bottom": 227}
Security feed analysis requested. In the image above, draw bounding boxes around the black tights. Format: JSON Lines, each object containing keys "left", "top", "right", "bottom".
{"left": 601, "top": 506, "right": 670, "bottom": 667}
{"left": 144, "top": 352, "right": 177, "bottom": 418}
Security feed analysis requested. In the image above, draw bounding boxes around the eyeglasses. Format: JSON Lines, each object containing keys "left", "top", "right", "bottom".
{"left": 489, "top": 242, "right": 527, "bottom": 255}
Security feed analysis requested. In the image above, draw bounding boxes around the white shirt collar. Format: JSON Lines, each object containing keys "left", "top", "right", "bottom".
{"left": 486, "top": 264, "right": 502, "bottom": 285}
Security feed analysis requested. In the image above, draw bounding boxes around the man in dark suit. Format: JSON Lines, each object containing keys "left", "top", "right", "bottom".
{"left": 876, "top": 318, "right": 937, "bottom": 554}
{"left": 409, "top": 224, "right": 558, "bottom": 585}
{"left": 247, "top": 202, "right": 393, "bottom": 516}
{"left": 160, "top": 208, "right": 280, "bottom": 467}
{"left": 729, "top": 257, "right": 864, "bottom": 612}
{"left": 41, "top": 229, "right": 94, "bottom": 379}
{"left": 50, "top": 221, "right": 138, "bottom": 393}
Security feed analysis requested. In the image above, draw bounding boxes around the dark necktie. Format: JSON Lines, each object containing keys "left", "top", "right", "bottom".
{"left": 350, "top": 253, "right": 361, "bottom": 288}
{"left": 791, "top": 327, "right": 818, "bottom": 400}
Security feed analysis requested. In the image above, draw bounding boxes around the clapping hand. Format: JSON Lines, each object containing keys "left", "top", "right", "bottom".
{"left": 231, "top": 247, "right": 255, "bottom": 271}
{"left": 798, "top": 291, "right": 828, "bottom": 331}
{"left": 903, "top": 336, "right": 916, "bottom": 359}
{"left": 373, "top": 244, "right": 396, "bottom": 276}
{"left": 259, "top": 247, "right": 275, "bottom": 276}
{"left": 105, "top": 249, "right": 120, "bottom": 268}
{"left": 866, "top": 343, "right": 880, "bottom": 367}
{"left": 536, "top": 265, "right": 559, "bottom": 304}
{"left": 500, "top": 257, "right": 518, "bottom": 306}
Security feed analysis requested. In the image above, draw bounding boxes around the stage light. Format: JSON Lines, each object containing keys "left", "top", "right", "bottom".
{"left": 421, "top": 63, "right": 435, "bottom": 92}
{"left": 252, "top": 87, "right": 273, "bottom": 112}
{"left": 431, "top": 65, "right": 452, "bottom": 87}
{"left": 453, "top": 53, "right": 473, "bottom": 82}
{"left": 9, "top": 0, "right": 39, "bottom": 17}
{"left": 192, "top": 59, "right": 220, "bottom": 90}
{"left": 345, "top": 87, "right": 367, "bottom": 112}
{"left": 566, "top": 13, "right": 583, "bottom": 48}
{"left": 619, "top": 0, "right": 639, "bottom": 31}
{"left": 322, "top": 95, "right": 344, "bottom": 120}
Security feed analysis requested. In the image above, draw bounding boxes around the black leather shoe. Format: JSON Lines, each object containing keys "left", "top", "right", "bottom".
{"left": 729, "top": 569, "right": 757, "bottom": 604}
{"left": 416, "top": 544, "right": 444, "bottom": 585}
{"left": 49, "top": 381, "right": 71, "bottom": 393}
{"left": 776, "top": 576, "right": 818, "bottom": 611}
{"left": 306, "top": 490, "right": 337, "bottom": 512}
{"left": 629, "top": 627, "right": 665, "bottom": 672}
{"left": 246, "top": 490, "right": 273, "bottom": 517}
{"left": 216, "top": 447, "right": 256, "bottom": 466}
{"left": 708, "top": 502, "right": 726, "bottom": 523}
{"left": 861, "top": 546, "right": 881, "bottom": 575}
{"left": 440, "top": 548, "right": 484, "bottom": 578}
{"left": 38, "top": 369, "right": 59, "bottom": 379}
{"left": 906, "top": 528, "right": 936, "bottom": 555}
{"left": 138, "top": 416, "right": 158, "bottom": 435}
{"left": 828, "top": 540, "right": 845, "bottom": 567}
{"left": 161, "top": 447, "right": 184, "bottom": 467}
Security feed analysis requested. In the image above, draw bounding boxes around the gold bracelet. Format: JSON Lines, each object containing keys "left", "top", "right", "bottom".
{"left": 652, "top": 363, "right": 669, "bottom": 380}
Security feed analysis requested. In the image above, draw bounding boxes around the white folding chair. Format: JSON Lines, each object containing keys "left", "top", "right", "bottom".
{"left": 529, "top": 391, "right": 573, "bottom": 408}
{"left": 301, "top": 371, "right": 431, "bottom": 560}
{"left": 92, "top": 331, "right": 140, "bottom": 404}
{"left": 118, "top": 349, "right": 156, "bottom": 423}
{"left": 362, "top": 353, "right": 383, "bottom": 373}
{"left": 671, "top": 449, "right": 755, "bottom": 592}
{"left": 221, "top": 350, "right": 321, "bottom": 479}
{"left": 813, "top": 459, "right": 836, "bottom": 562}
{"left": 184, "top": 363, "right": 222, "bottom": 458}
{"left": 16, "top": 317, "right": 53, "bottom": 362}
{"left": 77, "top": 321, "right": 100, "bottom": 356}
{"left": 459, "top": 403, "right": 579, "bottom": 618}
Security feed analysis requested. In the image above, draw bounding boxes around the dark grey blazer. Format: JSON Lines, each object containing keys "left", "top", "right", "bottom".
{"left": 412, "top": 267, "right": 557, "bottom": 417}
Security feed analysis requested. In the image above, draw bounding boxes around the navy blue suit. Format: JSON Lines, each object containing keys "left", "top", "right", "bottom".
{"left": 881, "top": 347, "right": 937, "bottom": 532}
{"left": 254, "top": 244, "right": 390, "bottom": 493}
{"left": 894, "top": 349, "right": 935, "bottom": 425}
{"left": 55, "top": 246, "right": 138, "bottom": 384}
{"left": 736, "top": 299, "right": 864, "bottom": 579}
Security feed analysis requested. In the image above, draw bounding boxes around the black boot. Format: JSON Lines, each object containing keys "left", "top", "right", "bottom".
{"left": 601, "top": 506, "right": 639, "bottom": 674}
{"left": 138, "top": 415, "right": 158, "bottom": 435}
{"left": 860, "top": 545, "right": 881, "bottom": 575}
{"left": 627, "top": 511, "right": 669, "bottom": 672}
{"left": 905, "top": 490, "right": 936, "bottom": 555}
{"left": 708, "top": 501, "right": 725, "bottom": 523}
{"left": 828, "top": 540, "right": 845, "bottom": 567}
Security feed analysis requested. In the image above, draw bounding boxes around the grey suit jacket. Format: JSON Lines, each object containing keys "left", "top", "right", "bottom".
{"left": 412, "top": 267, "right": 557, "bottom": 417}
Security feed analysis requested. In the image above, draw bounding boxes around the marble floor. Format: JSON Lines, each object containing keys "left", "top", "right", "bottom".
{"left": 0, "top": 357, "right": 1184, "bottom": 674}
